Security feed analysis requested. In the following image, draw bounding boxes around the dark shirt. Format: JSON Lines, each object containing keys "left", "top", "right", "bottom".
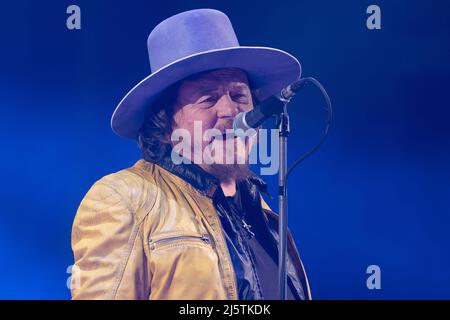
{"left": 217, "top": 182, "right": 298, "bottom": 300}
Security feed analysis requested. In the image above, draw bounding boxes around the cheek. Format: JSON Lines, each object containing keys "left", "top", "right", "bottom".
{"left": 191, "top": 109, "right": 218, "bottom": 131}
{"left": 172, "top": 108, "right": 218, "bottom": 148}
{"left": 174, "top": 108, "right": 217, "bottom": 129}
{"left": 201, "top": 115, "right": 218, "bottom": 131}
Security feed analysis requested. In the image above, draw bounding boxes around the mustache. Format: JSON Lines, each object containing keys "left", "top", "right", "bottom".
{"left": 209, "top": 120, "right": 235, "bottom": 141}
{"left": 214, "top": 120, "right": 234, "bottom": 133}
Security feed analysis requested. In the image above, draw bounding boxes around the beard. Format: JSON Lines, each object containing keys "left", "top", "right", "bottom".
{"left": 199, "top": 134, "right": 253, "bottom": 183}
{"left": 199, "top": 162, "right": 251, "bottom": 183}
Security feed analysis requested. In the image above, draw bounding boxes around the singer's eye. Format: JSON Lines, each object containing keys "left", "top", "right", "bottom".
{"left": 199, "top": 96, "right": 217, "bottom": 106}
{"left": 231, "top": 93, "right": 249, "bottom": 103}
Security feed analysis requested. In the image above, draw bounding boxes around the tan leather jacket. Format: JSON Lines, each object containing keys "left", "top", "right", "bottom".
{"left": 71, "top": 159, "right": 311, "bottom": 299}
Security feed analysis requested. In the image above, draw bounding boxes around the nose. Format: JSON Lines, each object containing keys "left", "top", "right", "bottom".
{"left": 215, "top": 93, "right": 240, "bottom": 119}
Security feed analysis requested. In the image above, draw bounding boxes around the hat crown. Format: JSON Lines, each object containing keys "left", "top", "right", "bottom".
{"left": 147, "top": 9, "right": 240, "bottom": 73}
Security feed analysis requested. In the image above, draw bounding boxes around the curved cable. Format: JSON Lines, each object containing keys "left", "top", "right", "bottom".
{"left": 286, "top": 77, "right": 333, "bottom": 180}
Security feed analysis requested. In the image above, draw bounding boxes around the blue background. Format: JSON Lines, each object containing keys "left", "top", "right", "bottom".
{"left": 1, "top": 0, "right": 449, "bottom": 299}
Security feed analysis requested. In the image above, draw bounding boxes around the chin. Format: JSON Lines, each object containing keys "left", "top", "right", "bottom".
{"left": 205, "top": 137, "right": 250, "bottom": 165}
{"left": 200, "top": 163, "right": 251, "bottom": 183}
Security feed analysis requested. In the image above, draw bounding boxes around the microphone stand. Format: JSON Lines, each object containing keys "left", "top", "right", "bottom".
{"left": 277, "top": 101, "right": 290, "bottom": 300}
{"left": 273, "top": 76, "right": 331, "bottom": 300}
{"left": 235, "top": 77, "right": 330, "bottom": 300}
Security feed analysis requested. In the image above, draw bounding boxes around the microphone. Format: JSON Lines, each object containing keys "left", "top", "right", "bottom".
{"left": 233, "top": 78, "right": 306, "bottom": 131}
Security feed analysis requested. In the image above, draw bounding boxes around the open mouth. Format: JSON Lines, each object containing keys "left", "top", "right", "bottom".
{"left": 209, "top": 131, "right": 237, "bottom": 144}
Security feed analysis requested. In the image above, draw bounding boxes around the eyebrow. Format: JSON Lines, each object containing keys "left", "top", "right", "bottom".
{"left": 196, "top": 83, "right": 248, "bottom": 96}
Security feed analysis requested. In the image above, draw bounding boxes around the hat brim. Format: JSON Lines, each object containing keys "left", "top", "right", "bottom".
{"left": 111, "top": 46, "right": 301, "bottom": 139}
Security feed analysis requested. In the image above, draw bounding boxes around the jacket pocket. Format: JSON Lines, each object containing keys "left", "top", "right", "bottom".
{"left": 147, "top": 232, "right": 224, "bottom": 299}
{"left": 148, "top": 233, "right": 211, "bottom": 251}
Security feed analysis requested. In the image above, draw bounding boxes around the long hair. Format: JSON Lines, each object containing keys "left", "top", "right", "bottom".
{"left": 137, "top": 82, "right": 180, "bottom": 162}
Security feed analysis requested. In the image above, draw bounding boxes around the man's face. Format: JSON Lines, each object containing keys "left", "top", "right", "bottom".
{"left": 171, "top": 68, "right": 255, "bottom": 180}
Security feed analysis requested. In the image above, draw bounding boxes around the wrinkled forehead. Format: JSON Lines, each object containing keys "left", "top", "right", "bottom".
{"left": 178, "top": 68, "right": 251, "bottom": 96}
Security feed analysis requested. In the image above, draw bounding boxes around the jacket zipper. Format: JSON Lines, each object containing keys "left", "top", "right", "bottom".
{"left": 148, "top": 234, "right": 210, "bottom": 250}
{"left": 212, "top": 203, "right": 239, "bottom": 299}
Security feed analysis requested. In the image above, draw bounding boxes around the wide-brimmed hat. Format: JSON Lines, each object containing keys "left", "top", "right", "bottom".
{"left": 111, "top": 8, "right": 301, "bottom": 139}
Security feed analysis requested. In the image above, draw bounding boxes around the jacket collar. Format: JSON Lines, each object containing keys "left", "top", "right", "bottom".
{"left": 146, "top": 148, "right": 268, "bottom": 199}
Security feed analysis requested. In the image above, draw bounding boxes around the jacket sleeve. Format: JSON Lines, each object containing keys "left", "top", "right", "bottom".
{"left": 70, "top": 177, "right": 143, "bottom": 299}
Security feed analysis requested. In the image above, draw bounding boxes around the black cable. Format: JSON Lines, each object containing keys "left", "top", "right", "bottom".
{"left": 286, "top": 77, "right": 333, "bottom": 180}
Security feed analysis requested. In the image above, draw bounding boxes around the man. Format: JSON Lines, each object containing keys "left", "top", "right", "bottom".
{"left": 71, "top": 9, "right": 311, "bottom": 300}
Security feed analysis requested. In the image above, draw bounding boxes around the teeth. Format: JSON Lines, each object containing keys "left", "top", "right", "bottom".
{"left": 209, "top": 130, "right": 237, "bottom": 143}
{"left": 223, "top": 132, "right": 236, "bottom": 139}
